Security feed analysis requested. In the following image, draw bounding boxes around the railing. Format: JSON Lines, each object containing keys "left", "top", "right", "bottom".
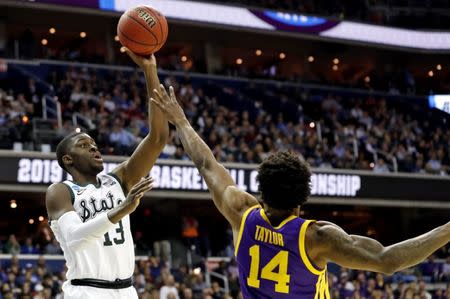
{"left": 206, "top": 257, "right": 231, "bottom": 294}
{"left": 42, "top": 94, "right": 62, "bottom": 129}
{"left": 5, "top": 58, "right": 428, "bottom": 101}
{"left": 372, "top": 150, "right": 399, "bottom": 173}
{"left": 72, "top": 112, "right": 96, "bottom": 131}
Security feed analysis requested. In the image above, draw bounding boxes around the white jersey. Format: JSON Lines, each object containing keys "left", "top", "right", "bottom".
{"left": 51, "top": 173, "right": 134, "bottom": 283}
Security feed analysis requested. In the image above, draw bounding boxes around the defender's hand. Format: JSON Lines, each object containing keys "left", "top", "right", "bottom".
{"left": 122, "top": 47, "right": 156, "bottom": 70}
{"left": 151, "top": 85, "right": 187, "bottom": 125}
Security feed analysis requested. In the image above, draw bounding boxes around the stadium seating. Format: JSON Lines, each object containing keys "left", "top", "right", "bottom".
{"left": 1, "top": 61, "right": 449, "bottom": 175}
{"left": 185, "top": 0, "right": 450, "bottom": 29}
{"left": 0, "top": 250, "right": 449, "bottom": 298}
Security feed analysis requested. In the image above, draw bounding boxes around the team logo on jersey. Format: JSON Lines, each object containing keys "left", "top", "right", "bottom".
{"left": 76, "top": 188, "right": 87, "bottom": 195}
{"left": 102, "top": 177, "right": 117, "bottom": 187}
{"left": 78, "top": 191, "right": 123, "bottom": 222}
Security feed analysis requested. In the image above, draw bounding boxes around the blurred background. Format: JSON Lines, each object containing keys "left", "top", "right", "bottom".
{"left": 0, "top": 0, "right": 450, "bottom": 298}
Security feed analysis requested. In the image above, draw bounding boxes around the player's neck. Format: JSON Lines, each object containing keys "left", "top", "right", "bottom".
{"left": 263, "top": 205, "right": 299, "bottom": 226}
{"left": 70, "top": 171, "right": 99, "bottom": 187}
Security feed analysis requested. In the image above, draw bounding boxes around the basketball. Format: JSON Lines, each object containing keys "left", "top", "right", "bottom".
{"left": 117, "top": 6, "right": 168, "bottom": 56}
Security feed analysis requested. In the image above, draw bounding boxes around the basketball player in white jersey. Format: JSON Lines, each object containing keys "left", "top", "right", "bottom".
{"left": 45, "top": 49, "right": 168, "bottom": 299}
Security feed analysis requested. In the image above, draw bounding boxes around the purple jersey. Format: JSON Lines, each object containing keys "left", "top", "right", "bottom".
{"left": 235, "top": 206, "right": 329, "bottom": 299}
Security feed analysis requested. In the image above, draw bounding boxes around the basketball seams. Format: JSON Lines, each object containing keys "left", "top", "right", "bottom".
{"left": 125, "top": 12, "right": 159, "bottom": 44}
{"left": 118, "top": 29, "right": 157, "bottom": 55}
{"left": 117, "top": 6, "right": 168, "bottom": 55}
{"left": 143, "top": 7, "right": 163, "bottom": 45}
{"left": 118, "top": 28, "right": 157, "bottom": 47}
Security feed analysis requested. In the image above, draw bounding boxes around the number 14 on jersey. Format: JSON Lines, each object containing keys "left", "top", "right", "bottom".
{"left": 247, "top": 245, "right": 291, "bottom": 293}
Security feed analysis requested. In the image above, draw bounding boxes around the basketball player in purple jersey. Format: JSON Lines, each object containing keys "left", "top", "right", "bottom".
{"left": 151, "top": 86, "right": 450, "bottom": 299}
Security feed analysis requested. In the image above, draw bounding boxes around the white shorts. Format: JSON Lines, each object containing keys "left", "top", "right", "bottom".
{"left": 62, "top": 284, "right": 138, "bottom": 299}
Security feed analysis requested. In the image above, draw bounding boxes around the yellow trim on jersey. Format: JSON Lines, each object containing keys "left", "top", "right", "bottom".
{"left": 259, "top": 209, "right": 297, "bottom": 229}
{"left": 314, "top": 271, "right": 330, "bottom": 299}
{"left": 299, "top": 220, "right": 325, "bottom": 275}
{"left": 234, "top": 205, "right": 260, "bottom": 256}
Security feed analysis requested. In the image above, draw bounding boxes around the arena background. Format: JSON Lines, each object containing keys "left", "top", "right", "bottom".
{"left": 0, "top": 0, "right": 449, "bottom": 298}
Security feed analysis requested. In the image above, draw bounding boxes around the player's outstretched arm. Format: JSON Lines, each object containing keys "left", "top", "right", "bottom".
{"left": 112, "top": 48, "right": 169, "bottom": 193}
{"left": 150, "top": 85, "right": 259, "bottom": 229}
{"left": 46, "top": 177, "right": 153, "bottom": 250}
{"left": 308, "top": 221, "right": 450, "bottom": 275}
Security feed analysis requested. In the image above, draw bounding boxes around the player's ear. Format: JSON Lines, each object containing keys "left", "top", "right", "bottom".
{"left": 62, "top": 155, "right": 73, "bottom": 169}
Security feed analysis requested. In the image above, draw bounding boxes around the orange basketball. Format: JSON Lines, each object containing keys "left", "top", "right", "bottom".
{"left": 117, "top": 6, "right": 168, "bottom": 56}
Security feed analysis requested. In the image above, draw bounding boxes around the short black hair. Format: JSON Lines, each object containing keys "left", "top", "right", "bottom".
{"left": 257, "top": 151, "right": 311, "bottom": 209}
{"left": 56, "top": 132, "right": 83, "bottom": 172}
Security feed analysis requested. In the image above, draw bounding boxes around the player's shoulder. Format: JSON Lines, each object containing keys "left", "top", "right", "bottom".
{"left": 46, "top": 182, "right": 75, "bottom": 205}
{"left": 223, "top": 185, "right": 259, "bottom": 212}
{"left": 46, "top": 182, "right": 70, "bottom": 198}
{"left": 45, "top": 182, "right": 74, "bottom": 220}
{"left": 306, "top": 221, "right": 343, "bottom": 248}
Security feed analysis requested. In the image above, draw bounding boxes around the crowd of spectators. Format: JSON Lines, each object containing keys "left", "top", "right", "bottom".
{"left": 190, "top": 0, "right": 450, "bottom": 29}
{"left": 0, "top": 249, "right": 450, "bottom": 299}
{"left": 1, "top": 65, "right": 450, "bottom": 175}
{"left": 0, "top": 234, "right": 62, "bottom": 256}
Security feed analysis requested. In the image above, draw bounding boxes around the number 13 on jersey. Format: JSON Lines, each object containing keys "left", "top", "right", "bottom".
{"left": 247, "top": 245, "right": 291, "bottom": 293}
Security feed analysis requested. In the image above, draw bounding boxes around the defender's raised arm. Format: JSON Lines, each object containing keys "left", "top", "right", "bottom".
{"left": 150, "top": 85, "right": 259, "bottom": 230}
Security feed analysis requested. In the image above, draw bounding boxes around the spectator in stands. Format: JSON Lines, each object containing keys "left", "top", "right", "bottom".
{"left": 191, "top": 273, "right": 208, "bottom": 297}
{"left": 420, "top": 255, "right": 441, "bottom": 282}
{"left": 441, "top": 256, "right": 450, "bottom": 282}
{"left": 149, "top": 256, "right": 163, "bottom": 281}
{"left": 182, "top": 216, "right": 200, "bottom": 254}
{"left": 211, "top": 281, "right": 224, "bottom": 299}
{"left": 3, "top": 235, "right": 20, "bottom": 255}
{"left": 182, "top": 288, "right": 194, "bottom": 299}
{"left": 1, "top": 283, "right": 14, "bottom": 299}
{"left": 159, "top": 275, "right": 179, "bottom": 299}
{"left": 57, "top": 119, "right": 74, "bottom": 139}
{"left": 44, "top": 238, "right": 62, "bottom": 255}
{"left": 373, "top": 158, "right": 390, "bottom": 173}
{"left": 418, "top": 280, "right": 432, "bottom": 299}
{"left": 109, "top": 118, "right": 138, "bottom": 155}
{"left": 426, "top": 151, "right": 443, "bottom": 175}
{"left": 21, "top": 237, "right": 39, "bottom": 254}
{"left": 337, "top": 272, "right": 355, "bottom": 298}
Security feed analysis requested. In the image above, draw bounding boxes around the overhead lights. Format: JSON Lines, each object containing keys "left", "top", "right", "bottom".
{"left": 10, "top": 200, "right": 17, "bottom": 209}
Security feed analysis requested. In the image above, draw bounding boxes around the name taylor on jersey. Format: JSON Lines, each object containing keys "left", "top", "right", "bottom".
{"left": 254, "top": 225, "right": 285, "bottom": 247}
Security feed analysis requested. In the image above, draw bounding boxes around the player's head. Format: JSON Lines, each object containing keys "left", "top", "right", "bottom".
{"left": 257, "top": 151, "right": 311, "bottom": 210}
{"left": 56, "top": 132, "right": 104, "bottom": 175}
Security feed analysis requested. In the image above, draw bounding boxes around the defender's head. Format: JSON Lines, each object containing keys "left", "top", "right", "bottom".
{"left": 56, "top": 132, "right": 104, "bottom": 175}
{"left": 257, "top": 152, "right": 311, "bottom": 210}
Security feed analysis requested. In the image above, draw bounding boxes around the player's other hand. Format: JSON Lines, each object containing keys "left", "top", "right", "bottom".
{"left": 122, "top": 177, "right": 154, "bottom": 214}
{"left": 122, "top": 47, "right": 156, "bottom": 70}
{"left": 151, "top": 84, "right": 187, "bottom": 125}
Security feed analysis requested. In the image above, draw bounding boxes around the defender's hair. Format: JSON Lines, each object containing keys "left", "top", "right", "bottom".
{"left": 257, "top": 151, "right": 311, "bottom": 209}
{"left": 56, "top": 132, "right": 84, "bottom": 172}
